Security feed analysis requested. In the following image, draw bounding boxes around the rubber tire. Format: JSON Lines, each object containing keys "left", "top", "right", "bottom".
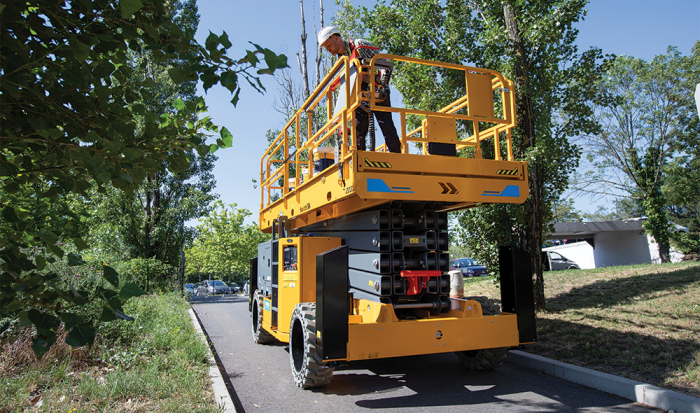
{"left": 251, "top": 291, "right": 274, "bottom": 344}
{"left": 457, "top": 347, "right": 509, "bottom": 370}
{"left": 465, "top": 295, "right": 501, "bottom": 316}
{"left": 456, "top": 296, "right": 509, "bottom": 370}
{"left": 289, "top": 303, "right": 334, "bottom": 388}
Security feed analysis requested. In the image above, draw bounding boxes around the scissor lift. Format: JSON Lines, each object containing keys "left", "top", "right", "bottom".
{"left": 250, "top": 54, "right": 536, "bottom": 389}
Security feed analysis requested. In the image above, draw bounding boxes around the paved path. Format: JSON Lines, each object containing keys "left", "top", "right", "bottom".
{"left": 190, "top": 294, "right": 660, "bottom": 413}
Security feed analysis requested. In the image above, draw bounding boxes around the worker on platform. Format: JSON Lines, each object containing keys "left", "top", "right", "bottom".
{"left": 318, "top": 26, "right": 401, "bottom": 154}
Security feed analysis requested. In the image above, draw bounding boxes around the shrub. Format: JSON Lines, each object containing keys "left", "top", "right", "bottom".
{"left": 115, "top": 258, "right": 177, "bottom": 293}
{"left": 671, "top": 232, "right": 700, "bottom": 254}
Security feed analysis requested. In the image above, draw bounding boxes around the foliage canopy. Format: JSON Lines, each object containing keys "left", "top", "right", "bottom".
{"left": 0, "top": 0, "right": 287, "bottom": 356}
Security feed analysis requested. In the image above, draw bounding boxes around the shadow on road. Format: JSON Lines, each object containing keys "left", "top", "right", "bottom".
{"left": 318, "top": 354, "right": 644, "bottom": 411}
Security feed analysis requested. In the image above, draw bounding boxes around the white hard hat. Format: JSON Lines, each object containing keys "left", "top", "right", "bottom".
{"left": 318, "top": 26, "right": 340, "bottom": 47}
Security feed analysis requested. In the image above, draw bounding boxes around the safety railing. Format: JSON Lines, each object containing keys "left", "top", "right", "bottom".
{"left": 260, "top": 54, "right": 517, "bottom": 212}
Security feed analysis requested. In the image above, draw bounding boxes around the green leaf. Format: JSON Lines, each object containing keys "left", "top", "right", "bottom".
{"left": 262, "top": 48, "right": 288, "bottom": 72}
{"left": 68, "top": 38, "right": 91, "bottom": 61}
{"left": 220, "top": 71, "right": 238, "bottom": 92}
{"left": 2, "top": 206, "right": 19, "bottom": 223}
{"left": 120, "top": 0, "right": 144, "bottom": 18}
{"left": 119, "top": 282, "right": 146, "bottom": 300}
{"left": 67, "top": 253, "right": 86, "bottom": 266}
{"left": 5, "top": 300, "right": 23, "bottom": 311}
{"left": 219, "top": 31, "right": 232, "bottom": 49}
{"left": 28, "top": 309, "right": 60, "bottom": 330}
{"left": 18, "top": 311, "right": 32, "bottom": 327}
{"left": 242, "top": 49, "right": 260, "bottom": 66}
{"left": 67, "top": 285, "right": 86, "bottom": 306}
{"left": 205, "top": 31, "right": 219, "bottom": 53}
{"left": 46, "top": 243, "right": 64, "bottom": 258}
{"left": 100, "top": 306, "right": 117, "bottom": 321}
{"left": 230, "top": 88, "right": 241, "bottom": 107}
{"left": 72, "top": 237, "right": 89, "bottom": 251}
{"left": 35, "top": 255, "right": 47, "bottom": 271}
{"left": 65, "top": 324, "right": 96, "bottom": 348}
{"left": 58, "top": 312, "right": 85, "bottom": 330}
{"left": 37, "top": 229, "right": 59, "bottom": 245}
{"left": 220, "top": 127, "right": 233, "bottom": 148}
{"left": 173, "top": 98, "right": 185, "bottom": 110}
{"left": 168, "top": 68, "right": 192, "bottom": 84}
{"left": 103, "top": 265, "right": 119, "bottom": 288}
{"left": 32, "top": 330, "right": 57, "bottom": 359}
{"left": 97, "top": 170, "right": 111, "bottom": 183}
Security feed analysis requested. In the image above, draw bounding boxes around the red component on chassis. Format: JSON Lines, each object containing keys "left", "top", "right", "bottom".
{"left": 400, "top": 270, "right": 441, "bottom": 295}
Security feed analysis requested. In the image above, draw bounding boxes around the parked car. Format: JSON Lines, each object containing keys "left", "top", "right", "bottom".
{"left": 544, "top": 251, "right": 580, "bottom": 270}
{"left": 184, "top": 283, "right": 196, "bottom": 295}
{"left": 226, "top": 282, "right": 240, "bottom": 294}
{"left": 450, "top": 258, "right": 489, "bottom": 277}
{"left": 203, "top": 280, "right": 231, "bottom": 295}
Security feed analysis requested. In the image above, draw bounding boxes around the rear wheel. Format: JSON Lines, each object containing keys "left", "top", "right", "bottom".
{"left": 456, "top": 296, "right": 509, "bottom": 370}
{"left": 457, "top": 347, "right": 509, "bottom": 370}
{"left": 251, "top": 290, "right": 274, "bottom": 344}
{"left": 289, "top": 303, "right": 334, "bottom": 388}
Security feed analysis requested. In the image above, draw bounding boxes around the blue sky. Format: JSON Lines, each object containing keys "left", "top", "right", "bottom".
{"left": 193, "top": 0, "right": 699, "bottom": 223}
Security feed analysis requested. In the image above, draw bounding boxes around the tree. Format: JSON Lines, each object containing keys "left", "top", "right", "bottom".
{"left": 354, "top": 0, "right": 610, "bottom": 309}
{"left": 186, "top": 202, "right": 269, "bottom": 283}
{"left": 1, "top": 0, "right": 287, "bottom": 357}
{"left": 574, "top": 45, "right": 700, "bottom": 261}
{"left": 87, "top": 0, "right": 219, "bottom": 269}
{"left": 553, "top": 198, "right": 583, "bottom": 223}
{"left": 101, "top": 151, "right": 218, "bottom": 267}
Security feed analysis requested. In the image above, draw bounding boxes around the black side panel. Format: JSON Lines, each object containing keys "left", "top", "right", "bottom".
{"left": 428, "top": 142, "right": 456, "bottom": 156}
{"left": 499, "top": 246, "right": 537, "bottom": 343}
{"left": 316, "top": 245, "right": 349, "bottom": 361}
{"left": 249, "top": 257, "right": 258, "bottom": 312}
{"left": 271, "top": 241, "right": 279, "bottom": 328}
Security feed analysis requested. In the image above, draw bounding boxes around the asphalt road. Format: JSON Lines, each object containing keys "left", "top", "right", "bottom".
{"left": 190, "top": 294, "right": 660, "bottom": 413}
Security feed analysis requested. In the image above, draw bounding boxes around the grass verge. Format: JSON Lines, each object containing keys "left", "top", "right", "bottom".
{"left": 0, "top": 293, "right": 220, "bottom": 412}
{"left": 463, "top": 261, "right": 700, "bottom": 398}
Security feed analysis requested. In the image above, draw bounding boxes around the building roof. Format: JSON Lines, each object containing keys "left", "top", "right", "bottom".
{"left": 550, "top": 218, "right": 689, "bottom": 239}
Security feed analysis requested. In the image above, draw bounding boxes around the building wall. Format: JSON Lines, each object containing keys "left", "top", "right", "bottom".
{"left": 593, "top": 231, "right": 651, "bottom": 267}
{"left": 543, "top": 241, "right": 595, "bottom": 269}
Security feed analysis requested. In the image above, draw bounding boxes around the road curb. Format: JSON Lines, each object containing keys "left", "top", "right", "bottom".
{"left": 188, "top": 307, "right": 237, "bottom": 413}
{"left": 508, "top": 350, "right": 700, "bottom": 413}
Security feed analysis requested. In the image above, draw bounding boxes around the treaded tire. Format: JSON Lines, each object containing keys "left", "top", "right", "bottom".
{"left": 289, "top": 303, "right": 334, "bottom": 388}
{"left": 456, "top": 296, "right": 509, "bottom": 370}
{"left": 465, "top": 295, "right": 501, "bottom": 315}
{"left": 457, "top": 347, "right": 509, "bottom": 370}
{"left": 252, "top": 290, "right": 274, "bottom": 344}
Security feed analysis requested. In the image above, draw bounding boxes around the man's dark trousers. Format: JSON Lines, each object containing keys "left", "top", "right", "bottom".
{"left": 355, "top": 93, "right": 401, "bottom": 153}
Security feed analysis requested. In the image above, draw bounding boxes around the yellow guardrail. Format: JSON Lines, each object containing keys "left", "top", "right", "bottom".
{"left": 260, "top": 54, "right": 517, "bottom": 213}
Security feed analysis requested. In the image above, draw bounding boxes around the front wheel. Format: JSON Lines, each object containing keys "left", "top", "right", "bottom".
{"left": 289, "top": 303, "right": 334, "bottom": 388}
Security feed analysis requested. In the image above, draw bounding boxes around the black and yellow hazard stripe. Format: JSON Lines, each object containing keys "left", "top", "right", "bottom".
{"left": 497, "top": 167, "right": 519, "bottom": 176}
{"left": 364, "top": 158, "right": 392, "bottom": 169}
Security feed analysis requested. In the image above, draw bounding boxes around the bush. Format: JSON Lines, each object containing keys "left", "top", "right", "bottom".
{"left": 115, "top": 258, "right": 177, "bottom": 293}
{"left": 671, "top": 232, "right": 700, "bottom": 254}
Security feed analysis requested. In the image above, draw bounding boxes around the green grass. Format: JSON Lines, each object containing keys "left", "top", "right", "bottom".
{"left": 463, "top": 261, "right": 700, "bottom": 398}
{"left": 0, "top": 293, "right": 221, "bottom": 412}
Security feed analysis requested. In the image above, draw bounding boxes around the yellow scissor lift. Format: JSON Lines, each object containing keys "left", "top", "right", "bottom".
{"left": 250, "top": 54, "right": 536, "bottom": 389}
